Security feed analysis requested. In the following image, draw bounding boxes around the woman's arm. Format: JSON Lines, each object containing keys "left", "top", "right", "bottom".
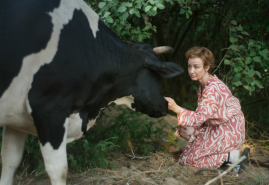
{"left": 165, "top": 87, "right": 219, "bottom": 127}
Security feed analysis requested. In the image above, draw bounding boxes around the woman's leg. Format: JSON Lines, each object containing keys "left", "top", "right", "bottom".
{"left": 175, "top": 126, "right": 199, "bottom": 140}
{"left": 227, "top": 150, "right": 241, "bottom": 163}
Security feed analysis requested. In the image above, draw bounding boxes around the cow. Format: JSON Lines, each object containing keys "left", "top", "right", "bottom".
{"left": 0, "top": 0, "right": 184, "bottom": 184}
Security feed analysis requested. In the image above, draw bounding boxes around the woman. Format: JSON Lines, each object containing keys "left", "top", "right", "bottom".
{"left": 165, "top": 47, "right": 249, "bottom": 171}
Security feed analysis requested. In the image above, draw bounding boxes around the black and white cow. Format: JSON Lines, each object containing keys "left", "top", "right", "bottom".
{"left": 0, "top": 0, "right": 183, "bottom": 184}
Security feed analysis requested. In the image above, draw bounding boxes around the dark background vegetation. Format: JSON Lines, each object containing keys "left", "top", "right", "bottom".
{"left": 89, "top": 0, "right": 269, "bottom": 146}
{"left": 0, "top": 0, "right": 268, "bottom": 176}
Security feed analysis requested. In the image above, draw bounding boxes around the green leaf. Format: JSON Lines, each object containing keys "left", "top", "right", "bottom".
{"left": 134, "top": 9, "right": 141, "bottom": 17}
{"left": 245, "top": 57, "right": 252, "bottom": 64}
{"left": 122, "top": 12, "right": 129, "bottom": 21}
{"left": 234, "top": 57, "right": 243, "bottom": 61}
{"left": 156, "top": 3, "right": 165, "bottom": 9}
{"left": 230, "top": 37, "right": 238, "bottom": 43}
{"left": 180, "top": 8, "right": 186, "bottom": 14}
{"left": 233, "top": 81, "right": 242, "bottom": 86}
{"left": 254, "top": 80, "right": 264, "bottom": 88}
{"left": 236, "top": 25, "right": 243, "bottom": 31}
{"left": 187, "top": 10, "right": 192, "bottom": 15}
{"left": 149, "top": 8, "right": 157, "bottom": 16}
{"left": 117, "top": 6, "right": 127, "bottom": 12}
{"left": 121, "top": 31, "right": 127, "bottom": 36}
{"left": 145, "top": 5, "right": 152, "bottom": 12}
{"left": 254, "top": 71, "right": 262, "bottom": 78}
{"left": 138, "top": 33, "right": 144, "bottom": 42}
{"left": 253, "top": 56, "right": 261, "bottom": 62}
{"left": 239, "top": 45, "right": 246, "bottom": 49}
{"left": 231, "top": 20, "right": 237, "bottom": 25}
{"left": 234, "top": 67, "right": 242, "bottom": 72}
{"left": 105, "top": 16, "right": 114, "bottom": 23}
{"left": 129, "top": 8, "right": 135, "bottom": 15}
{"left": 249, "top": 39, "right": 255, "bottom": 43}
{"left": 98, "top": 2, "right": 106, "bottom": 9}
{"left": 248, "top": 69, "right": 255, "bottom": 77}
{"left": 229, "top": 26, "right": 236, "bottom": 32}
{"left": 135, "top": 0, "right": 143, "bottom": 3}
{"left": 241, "top": 31, "right": 250, "bottom": 36}
{"left": 135, "top": 3, "right": 142, "bottom": 9}
{"left": 149, "top": 0, "right": 155, "bottom": 5}
{"left": 121, "top": 2, "right": 132, "bottom": 7}
{"left": 224, "top": 59, "right": 231, "bottom": 65}
{"left": 103, "top": 12, "right": 111, "bottom": 18}
{"left": 249, "top": 49, "right": 256, "bottom": 56}
{"left": 243, "top": 85, "right": 250, "bottom": 90}
{"left": 186, "top": 12, "right": 189, "bottom": 19}
{"left": 259, "top": 49, "right": 269, "bottom": 59}
{"left": 229, "top": 45, "right": 239, "bottom": 50}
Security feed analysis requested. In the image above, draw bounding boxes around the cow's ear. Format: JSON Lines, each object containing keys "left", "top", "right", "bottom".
{"left": 144, "top": 59, "right": 184, "bottom": 78}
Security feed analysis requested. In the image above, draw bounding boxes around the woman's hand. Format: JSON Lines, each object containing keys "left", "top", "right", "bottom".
{"left": 164, "top": 97, "right": 181, "bottom": 114}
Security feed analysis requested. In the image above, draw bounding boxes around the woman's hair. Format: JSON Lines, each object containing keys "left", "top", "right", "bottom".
{"left": 185, "top": 47, "right": 215, "bottom": 74}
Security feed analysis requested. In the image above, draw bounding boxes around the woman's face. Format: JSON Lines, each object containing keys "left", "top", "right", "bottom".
{"left": 188, "top": 57, "right": 210, "bottom": 81}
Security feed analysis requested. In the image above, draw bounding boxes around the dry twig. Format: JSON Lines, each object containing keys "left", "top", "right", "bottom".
{"left": 204, "top": 156, "right": 246, "bottom": 185}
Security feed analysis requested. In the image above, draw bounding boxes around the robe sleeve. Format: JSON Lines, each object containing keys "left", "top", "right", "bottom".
{"left": 178, "top": 87, "right": 219, "bottom": 127}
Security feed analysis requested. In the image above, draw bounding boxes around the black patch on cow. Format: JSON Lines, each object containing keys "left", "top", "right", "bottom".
{"left": 131, "top": 103, "right": 136, "bottom": 109}
{"left": 0, "top": 0, "right": 60, "bottom": 98}
{"left": 29, "top": 9, "right": 119, "bottom": 149}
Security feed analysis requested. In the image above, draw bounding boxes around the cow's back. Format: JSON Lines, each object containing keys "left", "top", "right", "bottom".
{"left": 0, "top": 0, "right": 100, "bottom": 129}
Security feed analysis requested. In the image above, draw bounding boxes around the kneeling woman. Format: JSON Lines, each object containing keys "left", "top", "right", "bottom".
{"left": 165, "top": 47, "right": 248, "bottom": 170}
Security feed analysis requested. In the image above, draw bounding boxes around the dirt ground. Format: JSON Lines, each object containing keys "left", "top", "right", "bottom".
{"left": 13, "top": 106, "right": 269, "bottom": 185}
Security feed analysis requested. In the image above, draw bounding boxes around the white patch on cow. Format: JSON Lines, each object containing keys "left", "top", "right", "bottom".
{"left": 87, "top": 119, "right": 96, "bottom": 131}
{"left": 49, "top": 0, "right": 99, "bottom": 38}
{"left": 66, "top": 113, "right": 84, "bottom": 143}
{"left": 109, "top": 95, "right": 135, "bottom": 111}
{"left": 0, "top": 0, "right": 99, "bottom": 129}
{"left": 26, "top": 99, "right": 32, "bottom": 114}
{"left": 40, "top": 118, "right": 69, "bottom": 185}
{"left": 76, "top": 0, "right": 99, "bottom": 38}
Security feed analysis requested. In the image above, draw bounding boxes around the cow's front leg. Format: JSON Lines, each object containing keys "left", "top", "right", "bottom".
{"left": 0, "top": 126, "right": 27, "bottom": 185}
{"left": 38, "top": 118, "right": 69, "bottom": 185}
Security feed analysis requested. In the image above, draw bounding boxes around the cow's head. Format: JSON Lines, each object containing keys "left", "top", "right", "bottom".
{"left": 130, "top": 44, "right": 184, "bottom": 118}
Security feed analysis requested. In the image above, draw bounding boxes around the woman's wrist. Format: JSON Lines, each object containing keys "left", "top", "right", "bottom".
{"left": 175, "top": 106, "right": 181, "bottom": 115}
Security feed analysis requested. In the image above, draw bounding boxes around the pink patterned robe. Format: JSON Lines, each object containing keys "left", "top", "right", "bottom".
{"left": 178, "top": 75, "right": 245, "bottom": 168}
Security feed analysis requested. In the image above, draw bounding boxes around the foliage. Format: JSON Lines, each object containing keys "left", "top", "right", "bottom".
{"left": 98, "top": 106, "right": 165, "bottom": 155}
{"left": 87, "top": 0, "right": 175, "bottom": 43}
{"left": 217, "top": 20, "right": 269, "bottom": 96}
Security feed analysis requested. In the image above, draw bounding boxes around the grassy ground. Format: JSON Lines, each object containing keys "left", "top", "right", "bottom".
{"left": 4, "top": 106, "right": 269, "bottom": 185}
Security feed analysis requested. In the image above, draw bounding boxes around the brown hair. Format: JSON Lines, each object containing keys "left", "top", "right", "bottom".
{"left": 185, "top": 47, "right": 215, "bottom": 74}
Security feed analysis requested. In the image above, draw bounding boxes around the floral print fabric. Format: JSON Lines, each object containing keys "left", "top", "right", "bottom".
{"left": 178, "top": 75, "right": 245, "bottom": 168}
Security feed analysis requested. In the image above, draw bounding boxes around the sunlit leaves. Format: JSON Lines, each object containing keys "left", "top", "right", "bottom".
{"left": 91, "top": 0, "right": 170, "bottom": 43}
{"left": 230, "top": 37, "right": 238, "bottom": 43}
{"left": 98, "top": 2, "right": 106, "bottom": 9}
{"left": 117, "top": 6, "right": 127, "bottom": 12}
